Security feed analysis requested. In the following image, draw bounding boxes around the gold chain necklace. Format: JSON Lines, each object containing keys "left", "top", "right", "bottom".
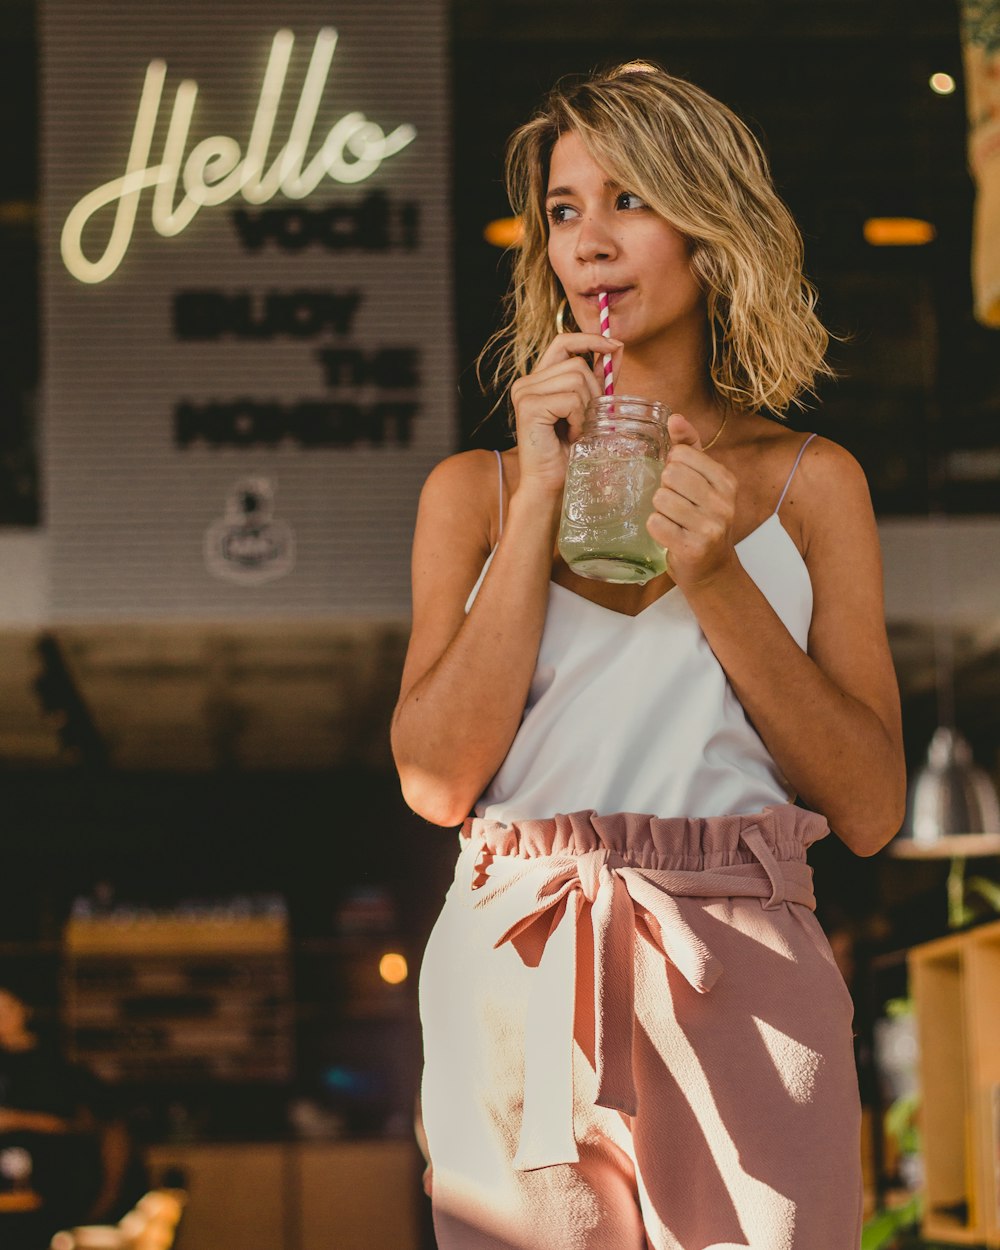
{"left": 701, "top": 408, "right": 728, "bottom": 452}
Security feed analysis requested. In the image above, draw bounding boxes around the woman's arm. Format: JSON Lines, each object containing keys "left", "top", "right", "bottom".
{"left": 652, "top": 421, "right": 906, "bottom": 856}
{"left": 391, "top": 454, "right": 558, "bottom": 825}
{"left": 391, "top": 333, "right": 614, "bottom": 826}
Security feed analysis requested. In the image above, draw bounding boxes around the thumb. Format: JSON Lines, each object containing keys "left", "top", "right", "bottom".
{"left": 666, "top": 412, "right": 702, "bottom": 450}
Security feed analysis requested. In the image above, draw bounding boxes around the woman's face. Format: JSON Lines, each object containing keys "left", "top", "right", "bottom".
{"left": 545, "top": 130, "right": 705, "bottom": 353}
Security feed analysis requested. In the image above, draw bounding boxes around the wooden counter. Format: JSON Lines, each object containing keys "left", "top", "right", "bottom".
{"left": 146, "top": 1139, "right": 422, "bottom": 1250}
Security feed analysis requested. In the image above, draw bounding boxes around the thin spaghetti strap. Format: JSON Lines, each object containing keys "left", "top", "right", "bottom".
{"left": 774, "top": 433, "right": 817, "bottom": 516}
{"left": 465, "top": 453, "right": 504, "bottom": 615}
{"left": 494, "top": 449, "right": 505, "bottom": 537}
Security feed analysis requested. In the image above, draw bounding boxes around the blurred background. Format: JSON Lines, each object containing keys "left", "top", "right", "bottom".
{"left": 1, "top": 1, "right": 999, "bottom": 1248}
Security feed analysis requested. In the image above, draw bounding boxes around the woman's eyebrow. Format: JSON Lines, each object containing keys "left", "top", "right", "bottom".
{"left": 545, "top": 179, "right": 622, "bottom": 200}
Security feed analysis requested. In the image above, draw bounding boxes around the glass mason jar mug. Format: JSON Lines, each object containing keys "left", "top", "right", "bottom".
{"left": 557, "top": 395, "right": 671, "bottom": 585}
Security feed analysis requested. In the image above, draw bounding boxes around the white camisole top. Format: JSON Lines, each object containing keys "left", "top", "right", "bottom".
{"left": 466, "top": 435, "right": 817, "bottom": 824}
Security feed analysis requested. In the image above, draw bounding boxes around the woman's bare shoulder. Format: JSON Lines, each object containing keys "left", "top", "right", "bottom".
{"left": 792, "top": 434, "right": 871, "bottom": 508}
{"left": 728, "top": 415, "right": 871, "bottom": 548}
{"left": 422, "top": 447, "right": 502, "bottom": 491}
{"left": 421, "top": 448, "right": 501, "bottom": 506}
{"left": 786, "top": 435, "right": 876, "bottom": 559}
{"left": 417, "top": 448, "right": 506, "bottom": 552}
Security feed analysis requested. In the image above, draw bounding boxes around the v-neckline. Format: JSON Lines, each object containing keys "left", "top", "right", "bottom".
{"left": 548, "top": 513, "right": 789, "bottom": 620}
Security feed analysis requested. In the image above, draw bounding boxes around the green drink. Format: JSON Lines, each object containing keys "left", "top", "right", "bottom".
{"left": 557, "top": 396, "right": 670, "bottom": 586}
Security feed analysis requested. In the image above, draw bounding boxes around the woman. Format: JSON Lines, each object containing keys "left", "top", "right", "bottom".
{"left": 392, "top": 63, "right": 905, "bottom": 1250}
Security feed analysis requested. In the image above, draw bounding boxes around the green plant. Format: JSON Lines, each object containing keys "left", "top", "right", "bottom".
{"left": 863, "top": 1008, "right": 924, "bottom": 1250}
{"left": 947, "top": 856, "right": 1000, "bottom": 929}
{"left": 860, "top": 1190, "right": 920, "bottom": 1250}
{"left": 860, "top": 1193, "right": 922, "bottom": 1250}
{"left": 884, "top": 1092, "right": 920, "bottom": 1158}
{"left": 883, "top": 996, "right": 913, "bottom": 1019}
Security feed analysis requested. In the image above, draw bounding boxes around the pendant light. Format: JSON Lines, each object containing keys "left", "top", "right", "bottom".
{"left": 893, "top": 726, "right": 1000, "bottom": 859}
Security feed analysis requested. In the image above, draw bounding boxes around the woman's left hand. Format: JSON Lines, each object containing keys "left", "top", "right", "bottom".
{"left": 647, "top": 412, "right": 738, "bottom": 589}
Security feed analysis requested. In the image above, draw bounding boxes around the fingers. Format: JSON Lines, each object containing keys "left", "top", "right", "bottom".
{"left": 666, "top": 412, "right": 702, "bottom": 449}
{"left": 647, "top": 510, "right": 690, "bottom": 554}
{"left": 646, "top": 497, "right": 733, "bottom": 566}
{"left": 664, "top": 441, "right": 736, "bottom": 497}
{"left": 512, "top": 355, "right": 601, "bottom": 402}
{"left": 510, "top": 335, "right": 622, "bottom": 492}
{"left": 656, "top": 461, "right": 705, "bottom": 514}
{"left": 536, "top": 331, "right": 623, "bottom": 370}
{"left": 511, "top": 355, "right": 601, "bottom": 440}
{"left": 512, "top": 386, "right": 596, "bottom": 435}
{"left": 649, "top": 490, "right": 728, "bottom": 541}
{"left": 665, "top": 407, "right": 735, "bottom": 490}
{"left": 518, "top": 389, "right": 589, "bottom": 432}
{"left": 516, "top": 335, "right": 621, "bottom": 418}
{"left": 650, "top": 437, "right": 737, "bottom": 561}
{"left": 514, "top": 356, "right": 602, "bottom": 398}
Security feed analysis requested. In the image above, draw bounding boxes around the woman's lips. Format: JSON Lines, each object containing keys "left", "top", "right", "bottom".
{"left": 580, "top": 287, "right": 632, "bottom": 310}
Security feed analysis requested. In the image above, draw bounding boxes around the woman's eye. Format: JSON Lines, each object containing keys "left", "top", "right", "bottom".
{"left": 547, "top": 203, "right": 578, "bottom": 225}
{"left": 616, "top": 191, "right": 647, "bottom": 211}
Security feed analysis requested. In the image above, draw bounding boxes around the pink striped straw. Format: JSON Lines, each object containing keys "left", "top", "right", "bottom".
{"left": 598, "top": 291, "right": 615, "bottom": 396}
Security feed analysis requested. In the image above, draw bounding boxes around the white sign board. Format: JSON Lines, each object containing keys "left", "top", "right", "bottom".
{"left": 42, "top": 0, "right": 452, "bottom": 618}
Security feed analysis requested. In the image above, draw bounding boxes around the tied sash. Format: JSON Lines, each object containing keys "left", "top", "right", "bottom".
{"left": 462, "top": 818, "right": 818, "bottom": 1171}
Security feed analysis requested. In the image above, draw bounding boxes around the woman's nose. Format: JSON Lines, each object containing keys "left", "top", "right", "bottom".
{"left": 574, "top": 215, "right": 618, "bottom": 263}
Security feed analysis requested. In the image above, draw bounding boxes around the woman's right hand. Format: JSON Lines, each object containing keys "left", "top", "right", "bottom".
{"left": 510, "top": 332, "right": 622, "bottom": 495}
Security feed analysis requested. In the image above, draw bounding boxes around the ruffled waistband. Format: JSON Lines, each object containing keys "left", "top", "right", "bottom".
{"left": 460, "top": 802, "right": 829, "bottom": 871}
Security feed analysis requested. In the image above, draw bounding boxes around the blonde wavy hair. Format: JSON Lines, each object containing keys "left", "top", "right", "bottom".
{"left": 482, "top": 62, "right": 832, "bottom": 418}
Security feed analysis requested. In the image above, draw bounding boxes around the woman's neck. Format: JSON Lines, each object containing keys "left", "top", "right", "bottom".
{"left": 615, "top": 351, "right": 725, "bottom": 442}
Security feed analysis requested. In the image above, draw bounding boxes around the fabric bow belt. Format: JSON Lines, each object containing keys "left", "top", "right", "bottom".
{"left": 462, "top": 819, "right": 818, "bottom": 1171}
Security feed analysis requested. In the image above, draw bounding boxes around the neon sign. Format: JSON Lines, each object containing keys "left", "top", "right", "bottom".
{"left": 61, "top": 28, "right": 417, "bottom": 284}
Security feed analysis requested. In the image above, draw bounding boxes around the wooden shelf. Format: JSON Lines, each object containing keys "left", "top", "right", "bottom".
{"left": 63, "top": 916, "right": 293, "bottom": 1083}
{"left": 65, "top": 916, "right": 289, "bottom": 955}
{"left": 909, "top": 918, "right": 1000, "bottom": 1247}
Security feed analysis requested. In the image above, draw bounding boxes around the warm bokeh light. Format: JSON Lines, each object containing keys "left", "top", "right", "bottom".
{"left": 0, "top": 200, "right": 36, "bottom": 226}
{"left": 379, "top": 951, "right": 408, "bottom": 984}
{"left": 929, "top": 72, "right": 956, "bottom": 95}
{"left": 484, "top": 216, "right": 523, "bottom": 247}
{"left": 863, "top": 217, "right": 937, "bottom": 247}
